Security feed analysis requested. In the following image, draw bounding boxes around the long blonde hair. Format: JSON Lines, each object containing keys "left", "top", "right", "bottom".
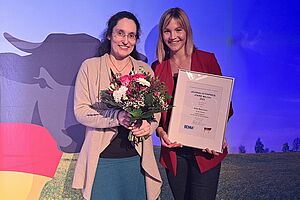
{"left": 156, "top": 7, "right": 194, "bottom": 63}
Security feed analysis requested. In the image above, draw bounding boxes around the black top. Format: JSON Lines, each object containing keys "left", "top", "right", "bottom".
{"left": 100, "top": 126, "right": 138, "bottom": 158}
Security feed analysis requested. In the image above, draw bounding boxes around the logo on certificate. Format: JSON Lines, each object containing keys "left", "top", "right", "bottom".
{"left": 184, "top": 124, "right": 194, "bottom": 130}
{"left": 203, "top": 127, "right": 212, "bottom": 134}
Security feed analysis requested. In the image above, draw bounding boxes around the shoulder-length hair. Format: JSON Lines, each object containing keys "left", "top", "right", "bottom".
{"left": 98, "top": 11, "right": 141, "bottom": 59}
{"left": 156, "top": 7, "right": 194, "bottom": 63}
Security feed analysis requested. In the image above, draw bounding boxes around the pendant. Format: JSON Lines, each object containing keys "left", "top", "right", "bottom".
{"left": 115, "top": 72, "right": 122, "bottom": 78}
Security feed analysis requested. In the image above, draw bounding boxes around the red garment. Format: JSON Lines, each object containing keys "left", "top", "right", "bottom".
{"left": 152, "top": 49, "right": 233, "bottom": 175}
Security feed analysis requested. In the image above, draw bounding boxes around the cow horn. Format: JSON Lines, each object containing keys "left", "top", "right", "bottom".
{"left": 4, "top": 32, "right": 42, "bottom": 53}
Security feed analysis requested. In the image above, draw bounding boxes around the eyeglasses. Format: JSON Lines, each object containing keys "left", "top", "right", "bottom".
{"left": 113, "top": 29, "right": 137, "bottom": 42}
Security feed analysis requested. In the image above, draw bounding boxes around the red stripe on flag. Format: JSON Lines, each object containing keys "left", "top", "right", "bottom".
{"left": 0, "top": 123, "right": 62, "bottom": 178}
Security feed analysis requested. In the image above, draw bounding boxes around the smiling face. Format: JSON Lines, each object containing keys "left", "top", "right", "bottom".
{"left": 108, "top": 18, "right": 137, "bottom": 60}
{"left": 162, "top": 18, "right": 187, "bottom": 55}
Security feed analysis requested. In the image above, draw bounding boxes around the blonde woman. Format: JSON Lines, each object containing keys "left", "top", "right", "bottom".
{"left": 152, "top": 7, "right": 233, "bottom": 200}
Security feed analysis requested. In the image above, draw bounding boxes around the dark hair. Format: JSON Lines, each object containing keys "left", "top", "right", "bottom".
{"left": 98, "top": 11, "right": 141, "bottom": 59}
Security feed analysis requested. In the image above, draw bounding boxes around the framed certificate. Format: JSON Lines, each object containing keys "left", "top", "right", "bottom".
{"left": 168, "top": 69, "right": 234, "bottom": 153}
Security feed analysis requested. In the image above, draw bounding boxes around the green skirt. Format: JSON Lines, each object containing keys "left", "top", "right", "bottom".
{"left": 91, "top": 155, "right": 146, "bottom": 200}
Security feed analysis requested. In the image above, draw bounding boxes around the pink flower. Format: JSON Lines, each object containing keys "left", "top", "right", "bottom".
{"left": 119, "top": 75, "right": 131, "bottom": 86}
{"left": 154, "top": 91, "right": 160, "bottom": 97}
{"left": 132, "top": 73, "right": 146, "bottom": 80}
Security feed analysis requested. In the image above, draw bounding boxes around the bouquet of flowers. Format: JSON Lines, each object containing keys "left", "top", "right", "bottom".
{"left": 100, "top": 68, "right": 171, "bottom": 143}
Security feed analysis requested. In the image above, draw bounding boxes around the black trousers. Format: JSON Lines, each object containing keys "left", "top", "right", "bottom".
{"left": 166, "top": 150, "right": 221, "bottom": 200}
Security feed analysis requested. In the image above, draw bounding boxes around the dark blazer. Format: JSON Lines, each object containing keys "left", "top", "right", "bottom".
{"left": 152, "top": 49, "right": 233, "bottom": 175}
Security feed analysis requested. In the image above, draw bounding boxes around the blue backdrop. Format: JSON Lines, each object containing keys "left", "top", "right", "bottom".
{"left": 1, "top": 0, "right": 299, "bottom": 153}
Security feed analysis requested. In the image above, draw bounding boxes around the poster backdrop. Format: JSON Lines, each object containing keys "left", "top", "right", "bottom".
{"left": 1, "top": 0, "right": 300, "bottom": 198}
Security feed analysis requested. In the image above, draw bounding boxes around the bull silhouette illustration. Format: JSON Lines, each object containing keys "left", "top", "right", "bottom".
{"left": 0, "top": 33, "right": 98, "bottom": 152}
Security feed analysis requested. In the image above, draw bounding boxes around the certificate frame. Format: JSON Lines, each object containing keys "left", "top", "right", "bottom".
{"left": 168, "top": 69, "right": 234, "bottom": 153}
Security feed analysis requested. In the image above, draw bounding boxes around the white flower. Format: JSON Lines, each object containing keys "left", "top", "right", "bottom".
{"left": 137, "top": 78, "right": 150, "bottom": 87}
{"left": 113, "top": 86, "right": 128, "bottom": 103}
{"left": 137, "top": 100, "right": 145, "bottom": 107}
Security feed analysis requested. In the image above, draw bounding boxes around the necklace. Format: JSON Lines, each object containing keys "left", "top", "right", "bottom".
{"left": 170, "top": 58, "right": 181, "bottom": 68}
{"left": 170, "top": 56, "right": 191, "bottom": 75}
{"left": 109, "top": 55, "right": 131, "bottom": 77}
